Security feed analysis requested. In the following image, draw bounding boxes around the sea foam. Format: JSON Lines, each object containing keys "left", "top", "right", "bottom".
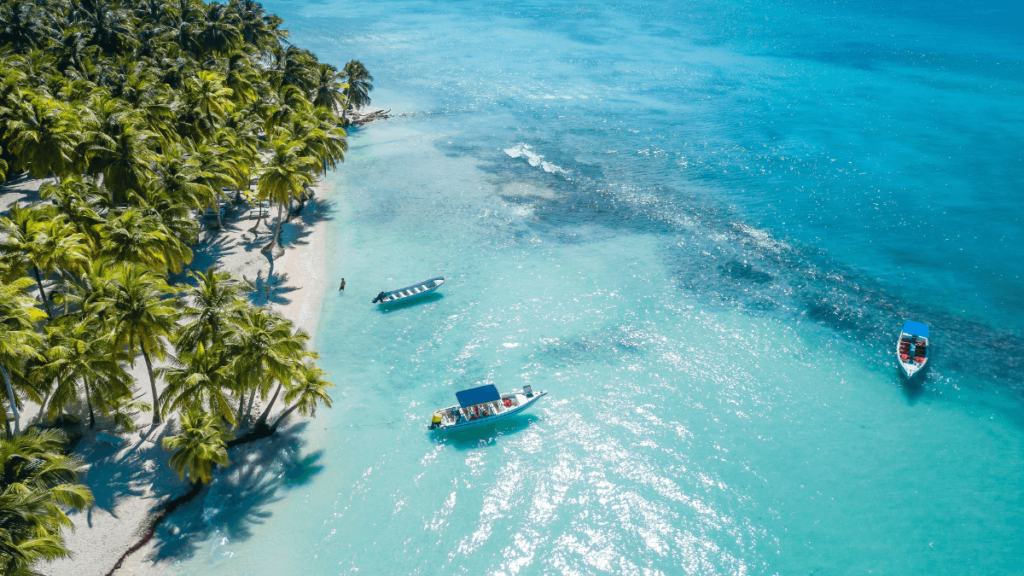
{"left": 504, "top": 143, "right": 570, "bottom": 176}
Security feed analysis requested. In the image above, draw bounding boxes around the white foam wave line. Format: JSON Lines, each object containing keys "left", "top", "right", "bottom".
{"left": 504, "top": 143, "right": 571, "bottom": 176}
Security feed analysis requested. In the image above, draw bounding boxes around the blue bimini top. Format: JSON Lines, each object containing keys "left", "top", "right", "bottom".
{"left": 903, "top": 321, "right": 929, "bottom": 338}
{"left": 456, "top": 385, "right": 501, "bottom": 408}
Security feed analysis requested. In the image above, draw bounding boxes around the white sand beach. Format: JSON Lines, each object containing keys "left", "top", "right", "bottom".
{"left": 0, "top": 176, "right": 335, "bottom": 576}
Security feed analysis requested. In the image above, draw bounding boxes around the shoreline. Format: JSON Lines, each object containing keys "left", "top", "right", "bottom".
{"left": 27, "top": 178, "right": 336, "bottom": 576}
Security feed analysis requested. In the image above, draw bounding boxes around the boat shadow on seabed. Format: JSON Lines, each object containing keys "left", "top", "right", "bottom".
{"left": 432, "top": 414, "right": 542, "bottom": 450}
{"left": 898, "top": 365, "right": 931, "bottom": 405}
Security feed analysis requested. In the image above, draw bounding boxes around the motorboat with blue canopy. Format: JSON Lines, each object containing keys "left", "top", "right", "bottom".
{"left": 896, "top": 321, "right": 930, "bottom": 379}
{"left": 372, "top": 276, "right": 444, "bottom": 305}
{"left": 429, "top": 384, "right": 547, "bottom": 431}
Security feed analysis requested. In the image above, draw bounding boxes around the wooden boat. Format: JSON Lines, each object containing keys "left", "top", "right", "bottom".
{"left": 372, "top": 276, "right": 444, "bottom": 305}
{"left": 429, "top": 384, "right": 547, "bottom": 431}
{"left": 897, "top": 321, "right": 929, "bottom": 379}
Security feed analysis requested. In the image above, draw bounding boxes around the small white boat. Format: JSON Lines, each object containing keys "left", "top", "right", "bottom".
{"left": 372, "top": 276, "right": 444, "bottom": 305}
{"left": 429, "top": 384, "right": 547, "bottom": 431}
{"left": 897, "top": 321, "right": 929, "bottom": 379}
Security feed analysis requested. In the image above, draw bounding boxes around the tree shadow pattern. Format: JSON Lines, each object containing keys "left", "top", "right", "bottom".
{"left": 143, "top": 422, "right": 324, "bottom": 564}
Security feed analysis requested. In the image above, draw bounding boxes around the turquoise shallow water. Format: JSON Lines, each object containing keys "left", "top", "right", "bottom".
{"left": 163, "top": 0, "right": 1024, "bottom": 574}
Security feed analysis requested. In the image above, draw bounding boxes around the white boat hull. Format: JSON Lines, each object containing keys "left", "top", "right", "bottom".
{"left": 896, "top": 326, "right": 929, "bottom": 380}
{"left": 898, "top": 357, "right": 927, "bottom": 379}
{"left": 376, "top": 276, "right": 445, "bottom": 305}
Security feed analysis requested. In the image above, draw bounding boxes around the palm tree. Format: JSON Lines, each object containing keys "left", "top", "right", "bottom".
{"left": 229, "top": 0, "right": 283, "bottom": 51}
{"left": 341, "top": 59, "right": 373, "bottom": 119}
{"left": 253, "top": 328, "right": 312, "bottom": 430}
{"left": 96, "top": 208, "right": 192, "bottom": 275}
{"left": 0, "top": 1, "right": 49, "bottom": 52}
{"left": 269, "top": 361, "right": 333, "bottom": 432}
{"left": 0, "top": 205, "right": 89, "bottom": 319}
{"left": 197, "top": 2, "right": 241, "bottom": 55}
{"left": 311, "top": 63, "right": 346, "bottom": 112}
{"left": 0, "top": 276, "right": 45, "bottom": 437}
{"left": 37, "top": 314, "right": 131, "bottom": 427}
{"left": 159, "top": 342, "right": 235, "bottom": 424}
{"left": 162, "top": 408, "right": 231, "bottom": 484}
{"left": 257, "top": 137, "right": 316, "bottom": 254}
{"left": 87, "top": 118, "right": 156, "bottom": 204}
{"left": 51, "top": 27, "right": 96, "bottom": 74}
{"left": 289, "top": 108, "right": 347, "bottom": 176}
{"left": 222, "top": 52, "right": 258, "bottom": 106}
{"left": 38, "top": 179, "right": 104, "bottom": 247}
{"left": 188, "top": 140, "right": 235, "bottom": 228}
{"left": 177, "top": 266, "right": 252, "bottom": 350}
{"left": 271, "top": 46, "right": 318, "bottom": 93}
{"left": 150, "top": 143, "right": 212, "bottom": 209}
{"left": 0, "top": 429, "right": 93, "bottom": 574}
{"left": 83, "top": 2, "right": 138, "bottom": 54}
{"left": 224, "top": 307, "right": 301, "bottom": 427}
{"left": 133, "top": 0, "right": 171, "bottom": 26}
{"left": 184, "top": 70, "right": 234, "bottom": 127}
{"left": 4, "top": 95, "right": 84, "bottom": 179}
{"left": 98, "top": 264, "right": 178, "bottom": 426}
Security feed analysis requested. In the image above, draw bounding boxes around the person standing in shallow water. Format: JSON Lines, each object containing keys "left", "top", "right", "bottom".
{"left": 339, "top": 278, "right": 346, "bottom": 291}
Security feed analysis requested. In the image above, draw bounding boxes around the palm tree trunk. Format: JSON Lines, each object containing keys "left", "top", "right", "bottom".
{"left": 213, "top": 199, "right": 223, "bottom": 229}
{"left": 261, "top": 203, "right": 284, "bottom": 254}
{"left": 248, "top": 213, "right": 264, "bottom": 237}
{"left": 84, "top": 377, "right": 95, "bottom": 429}
{"left": 236, "top": 391, "right": 246, "bottom": 428}
{"left": 1, "top": 364, "right": 19, "bottom": 435}
{"left": 1, "top": 400, "right": 10, "bottom": 439}
{"left": 141, "top": 344, "right": 162, "bottom": 425}
{"left": 38, "top": 380, "right": 54, "bottom": 424}
{"left": 254, "top": 383, "right": 283, "bottom": 429}
{"left": 32, "top": 266, "right": 54, "bottom": 319}
{"left": 269, "top": 403, "right": 300, "bottom": 433}
{"left": 244, "top": 388, "right": 257, "bottom": 422}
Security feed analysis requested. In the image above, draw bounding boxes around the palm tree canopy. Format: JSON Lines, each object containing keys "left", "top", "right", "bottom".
{"left": 178, "top": 266, "right": 252, "bottom": 350}
{"left": 311, "top": 63, "right": 346, "bottom": 112}
{"left": 5, "top": 96, "right": 84, "bottom": 178}
{"left": 162, "top": 408, "right": 231, "bottom": 484}
{"left": 342, "top": 59, "right": 373, "bottom": 111}
{"left": 96, "top": 263, "right": 178, "bottom": 365}
{"left": 0, "top": 429, "right": 93, "bottom": 574}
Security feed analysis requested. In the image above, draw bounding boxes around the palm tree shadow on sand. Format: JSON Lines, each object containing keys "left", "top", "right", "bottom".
{"left": 433, "top": 414, "right": 542, "bottom": 451}
{"left": 143, "top": 422, "right": 324, "bottom": 564}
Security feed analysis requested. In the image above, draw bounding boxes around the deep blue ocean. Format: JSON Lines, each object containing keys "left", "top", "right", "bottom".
{"left": 163, "top": 0, "right": 1024, "bottom": 574}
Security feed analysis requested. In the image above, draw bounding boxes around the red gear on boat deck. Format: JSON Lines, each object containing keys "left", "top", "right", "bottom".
{"left": 503, "top": 399, "right": 512, "bottom": 407}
